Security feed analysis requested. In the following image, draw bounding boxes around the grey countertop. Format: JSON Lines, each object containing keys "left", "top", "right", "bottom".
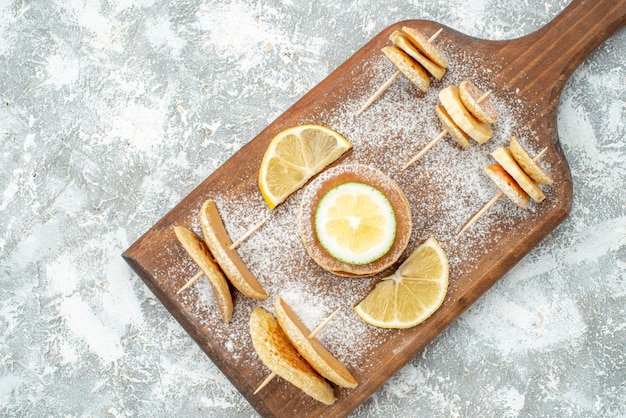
{"left": 1, "top": 0, "right": 624, "bottom": 416}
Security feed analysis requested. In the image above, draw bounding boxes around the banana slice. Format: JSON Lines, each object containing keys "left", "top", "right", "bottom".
{"left": 435, "top": 104, "right": 470, "bottom": 149}
{"left": 509, "top": 137, "right": 553, "bottom": 185}
{"left": 492, "top": 147, "right": 545, "bottom": 203}
{"left": 173, "top": 226, "right": 233, "bottom": 323}
{"left": 249, "top": 307, "right": 336, "bottom": 405}
{"left": 458, "top": 81, "right": 498, "bottom": 124}
{"left": 389, "top": 31, "right": 445, "bottom": 80}
{"left": 439, "top": 85, "right": 493, "bottom": 144}
{"left": 381, "top": 45, "right": 430, "bottom": 93}
{"left": 483, "top": 165, "right": 529, "bottom": 208}
{"left": 199, "top": 199, "right": 268, "bottom": 300}
{"left": 274, "top": 297, "right": 358, "bottom": 389}
{"left": 401, "top": 26, "right": 448, "bottom": 69}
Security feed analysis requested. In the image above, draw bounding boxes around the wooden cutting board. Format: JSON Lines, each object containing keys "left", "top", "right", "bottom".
{"left": 123, "top": 1, "right": 626, "bottom": 416}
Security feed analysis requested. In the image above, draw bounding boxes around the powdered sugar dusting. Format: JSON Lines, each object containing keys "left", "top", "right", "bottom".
{"left": 154, "top": 29, "right": 562, "bottom": 392}
{"left": 3, "top": 0, "right": 622, "bottom": 416}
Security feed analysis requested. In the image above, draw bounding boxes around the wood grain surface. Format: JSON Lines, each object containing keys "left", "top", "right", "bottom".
{"left": 123, "top": 0, "right": 626, "bottom": 416}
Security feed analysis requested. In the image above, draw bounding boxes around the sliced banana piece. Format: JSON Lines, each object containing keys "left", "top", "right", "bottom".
{"left": 401, "top": 26, "right": 448, "bottom": 68}
{"left": 458, "top": 81, "right": 498, "bottom": 124}
{"left": 483, "top": 164, "right": 529, "bottom": 209}
{"left": 173, "top": 226, "right": 233, "bottom": 323}
{"left": 509, "top": 137, "right": 553, "bottom": 185}
{"left": 381, "top": 45, "right": 430, "bottom": 93}
{"left": 435, "top": 104, "right": 470, "bottom": 148}
{"left": 199, "top": 199, "right": 268, "bottom": 300}
{"left": 389, "top": 31, "right": 445, "bottom": 80}
{"left": 274, "top": 297, "right": 358, "bottom": 389}
{"left": 492, "top": 147, "right": 545, "bottom": 203}
{"left": 439, "top": 85, "right": 493, "bottom": 144}
{"left": 249, "top": 307, "right": 336, "bottom": 405}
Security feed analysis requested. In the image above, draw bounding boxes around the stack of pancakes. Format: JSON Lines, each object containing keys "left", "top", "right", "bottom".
{"left": 298, "top": 164, "right": 412, "bottom": 277}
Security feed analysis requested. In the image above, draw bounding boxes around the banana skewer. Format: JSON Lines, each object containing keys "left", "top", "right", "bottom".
{"left": 403, "top": 85, "right": 495, "bottom": 170}
{"left": 253, "top": 305, "right": 342, "bottom": 395}
{"left": 356, "top": 28, "right": 446, "bottom": 116}
{"left": 458, "top": 140, "right": 552, "bottom": 235}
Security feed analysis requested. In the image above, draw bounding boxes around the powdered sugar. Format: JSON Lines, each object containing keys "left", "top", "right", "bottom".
{"left": 154, "top": 33, "right": 561, "bottom": 384}
{"left": 2, "top": 0, "right": 622, "bottom": 416}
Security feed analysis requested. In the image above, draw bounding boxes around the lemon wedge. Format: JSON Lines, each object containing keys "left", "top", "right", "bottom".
{"left": 354, "top": 237, "right": 449, "bottom": 329}
{"left": 315, "top": 182, "right": 396, "bottom": 265}
{"left": 259, "top": 124, "right": 352, "bottom": 209}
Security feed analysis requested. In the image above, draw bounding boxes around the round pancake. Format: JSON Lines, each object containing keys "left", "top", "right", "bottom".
{"left": 458, "top": 80, "right": 499, "bottom": 124}
{"left": 381, "top": 45, "right": 430, "bottom": 93}
{"left": 483, "top": 164, "right": 529, "bottom": 209}
{"left": 299, "top": 164, "right": 412, "bottom": 277}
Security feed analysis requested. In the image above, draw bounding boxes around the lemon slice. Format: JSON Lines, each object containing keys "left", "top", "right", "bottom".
{"left": 315, "top": 182, "right": 396, "bottom": 265}
{"left": 354, "top": 237, "right": 449, "bottom": 329}
{"left": 259, "top": 124, "right": 352, "bottom": 209}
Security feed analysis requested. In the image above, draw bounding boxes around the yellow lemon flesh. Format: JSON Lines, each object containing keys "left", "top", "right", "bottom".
{"left": 315, "top": 182, "right": 396, "bottom": 265}
{"left": 259, "top": 124, "right": 352, "bottom": 209}
{"left": 354, "top": 237, "right": 449, "bottom": 328}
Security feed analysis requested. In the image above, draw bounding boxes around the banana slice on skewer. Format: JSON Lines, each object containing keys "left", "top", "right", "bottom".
{"left": 404, "top": 81, "right": 497, "bottom": 170}
{"left": 381, "top": 46, "right": 430, "bottom": 93}
{"left": 274, "top": 297, "right": 358, "bottom": 389}
{"left": 435, "top": 104, "right": 471, "bottom": 149}
{"left": 253, "top": 301, "right": 351, "bottom": 397}
{"left": 458, "top": 139, "right": 552, "bottom": 235}
{"left": 356, "top": 27, "right": 447, "bottom": 116}
{"left": 401, "top": 26, "right": 449, "bottom": 69}
{"left": 176, "top": 199, "right": 269, "bottom": 300}
{"left": 439, "top": 85, "right": 493, "bottom": 144}
{"left": 483, "top": 164, "right": 529, "bottom": 209}
{"left": 509, "top": 137, "right": 554, "bottom": 185}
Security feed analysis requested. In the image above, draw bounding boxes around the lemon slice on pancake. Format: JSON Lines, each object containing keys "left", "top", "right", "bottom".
{"left": 315, "top": 182, "right": 396, "bottom": 265}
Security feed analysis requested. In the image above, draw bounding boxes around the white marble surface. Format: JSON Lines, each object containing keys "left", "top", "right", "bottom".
{"left": 1, "top": 0, "right": 624, "bottom": 416}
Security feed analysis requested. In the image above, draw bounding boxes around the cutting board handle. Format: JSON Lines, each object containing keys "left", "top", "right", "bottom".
{"left": 496, "top": 0, "right": 626, "bottom": 101}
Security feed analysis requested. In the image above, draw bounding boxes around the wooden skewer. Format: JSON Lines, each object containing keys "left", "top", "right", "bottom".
{"left": 402, "top": 129, "right": 448, "bottom": 170}
{"left": 176, "top": 215, "right": 270, "bottom": 294}
{"left": 229, "top": 215, "right": 271, "bottom": 250}
{"left": 176, "top": 270, "right": 203, "bottom": 295}
{"left": 253, "top": 307, "right": 342, "bottom": 395}
{"left": 356, "top": 29, "right": 443, "bottom": 116}
{"left": 457, "top": 191, "right": 503, "bottom": 236}
{"left": 457, "top": 147, "right": 548, "bottom": 235}
{"left": 403, "top": 90, "right": 493, "bottom": 170}
{"left": 355, "top": 71, "right": 401, "bottom": 116}
{"left": 253, "top": 370, "right": 277, "bottom": 395}
{"left": 476, "top": 89, "right": 492, "bottom": 103}
{"left": 308, "top": 307, "right": 342, "bottom": 338}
